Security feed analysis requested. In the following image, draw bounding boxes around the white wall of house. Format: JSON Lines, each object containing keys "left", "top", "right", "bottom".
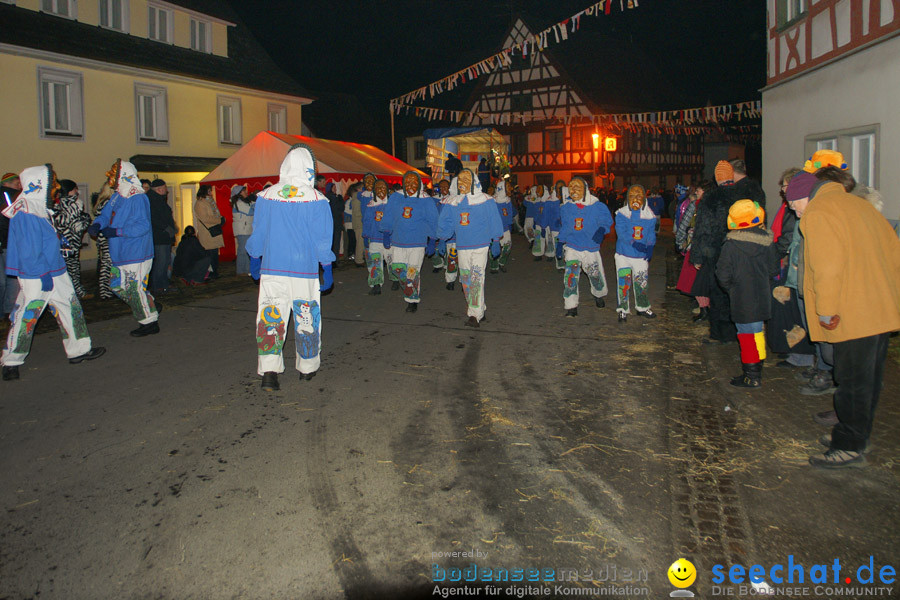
{"left": 762, "top": 34, "right": 900, "bottom": 225}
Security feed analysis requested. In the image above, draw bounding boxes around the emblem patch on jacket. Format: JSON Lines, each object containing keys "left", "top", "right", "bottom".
{"left": 632, "top": 226, "right": 643, "bottom": 240}
{"left": 402, "top": 207, "right": 413, "bottom": 219}
{"left": 460, "top": 212, "right": 470, "bottom": 226}
{"left": 574, "top": 218, "right": 584, "bottom": 231}
{"left": 501, "top": 208, "right": 508, "bottom": 217}
{"left": 375, "top": 210, "right": 383, "bottom": 222}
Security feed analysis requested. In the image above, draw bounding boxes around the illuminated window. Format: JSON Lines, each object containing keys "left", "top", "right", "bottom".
{"left": 148, "top": 4, "right": 172, "bottom": 43}
{"left": 191, "top": 18, "right": 211, "bottom": 53}
{"left": 218, "top": 96, "right": 241, "bottom": 145}
{"left": 38, "top": 66, "right": 84, "bottom": 139}
{"left": 99, "top": 0, "right": 128, "bottom": 32}
{"left": 135, "top": 84, "right": 168, "bottom": 143}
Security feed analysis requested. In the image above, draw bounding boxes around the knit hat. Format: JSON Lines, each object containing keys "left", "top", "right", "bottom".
{"left": 803, "top": 149, "right": 847, "bottom": 173}
{"left": 784, "top": 171, "right": 819, "bottom": 202}
{"left": 150, "top": 178, "right": 166, "bottom": 188}
{"left": 1, "top": 172, "right": 18, "bottom": 185}
{"left": 230, "top": 183, "right": 246, "bottom": 197}
{"left": 727, "top": 199, "right": 765, "bottom": 230}
{"left": 714, "top": 161, "right": 734, "bottom": 184}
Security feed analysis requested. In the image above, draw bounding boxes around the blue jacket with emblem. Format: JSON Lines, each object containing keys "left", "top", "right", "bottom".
{"left": 5, "top": 212, "right": 66, "bottom": 279}
{"left": 558, "top": 199, "right": 613, "bottom": 252}
{"left": 378, "top": 192, "right": 438, "bottom": 248}
{"left": 92, "top": 192, "right": 154, "bottom": 266}
{"left": 437, "top": 195, "right": 504, "bottom": 250}
{"left": 361, "top": 198, "right": 388, "bottom": 243}
{"left": 614, "top": 206, "right": 658, "bottom": 259}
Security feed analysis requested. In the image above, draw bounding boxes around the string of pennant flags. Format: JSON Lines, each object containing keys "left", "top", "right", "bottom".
{"left": 395, "top": 100, "right": 762, "bottom": 134}
{"left": 389, "top": 0, "right": 639, "bottom": 109}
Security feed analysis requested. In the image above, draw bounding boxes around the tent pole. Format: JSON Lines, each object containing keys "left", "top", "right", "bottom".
{"left": 390, "top": 105, "right": 396, "bottom": 157}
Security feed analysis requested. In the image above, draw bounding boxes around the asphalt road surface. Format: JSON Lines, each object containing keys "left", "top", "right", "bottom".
{"left": 2, "top": 238, "right": 898, "bottom": 600}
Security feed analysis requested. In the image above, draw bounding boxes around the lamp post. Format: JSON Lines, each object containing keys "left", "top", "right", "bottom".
{"left": 591, "top": 132, "right": 599, "bottom": 190}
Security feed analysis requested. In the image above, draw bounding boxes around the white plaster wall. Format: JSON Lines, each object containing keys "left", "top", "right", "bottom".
{"left": 762, "top": 34, "right": 900, "bottom": 223}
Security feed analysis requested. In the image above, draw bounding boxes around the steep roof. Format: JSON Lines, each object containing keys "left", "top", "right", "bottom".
{"left": 0, "top": 3, "right": 313, "bottom": 100}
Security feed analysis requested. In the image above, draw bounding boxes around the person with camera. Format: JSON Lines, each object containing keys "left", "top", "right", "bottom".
{"left": 194, "top": 184, "right": 225, "bottom": 280}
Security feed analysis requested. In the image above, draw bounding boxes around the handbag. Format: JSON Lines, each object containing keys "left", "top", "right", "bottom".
{"left": 206, "top": 216, "right": 225, "bottom": 238}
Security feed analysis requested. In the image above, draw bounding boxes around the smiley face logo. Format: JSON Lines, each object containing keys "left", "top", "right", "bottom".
{"left": 668, "top": 558, "right": 696, "bottom": 588}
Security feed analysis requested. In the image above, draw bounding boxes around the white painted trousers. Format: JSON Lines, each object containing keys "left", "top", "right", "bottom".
{"left": 614, "top": 253, "right": 651, "bottom": 314}
{"left": 444, "top": 242, "right": 458, "bottom": 284}
{"left": 391, "top": 246, "right": 426, "bottom": 303}
{"left": 458, "top": 247, "right": 489, "bottom": 321}
{"left": 256, "top": 275, "right": 321, "bottom": 376}
{"left": 562, "top": 247, "right": 608, "bottom": 310}
{"left": 1, "top": 273, "right": 92, "bottom": 366}
{"left": 111, "top": 259, "right": 159, "bottom": 325}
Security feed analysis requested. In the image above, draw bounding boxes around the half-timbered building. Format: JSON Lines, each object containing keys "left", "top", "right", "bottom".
{"left": 762, "top": 0, "right": 900, "bottom": 226}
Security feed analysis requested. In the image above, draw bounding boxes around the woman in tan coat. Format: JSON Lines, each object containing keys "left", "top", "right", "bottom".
{"left": 785, "top": 171, "right": 900, "bottom": 469}
{"left": 194, "top": 184, "right": 225, "bottom": 279}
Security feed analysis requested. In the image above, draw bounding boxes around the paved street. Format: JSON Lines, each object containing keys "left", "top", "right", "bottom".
{"left": 1, "top": 235, "right": 898, "bottom": 600}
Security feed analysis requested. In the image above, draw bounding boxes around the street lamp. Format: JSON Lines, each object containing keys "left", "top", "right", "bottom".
{"left": 591, "top": 132, "right": 599, "bottom": 189}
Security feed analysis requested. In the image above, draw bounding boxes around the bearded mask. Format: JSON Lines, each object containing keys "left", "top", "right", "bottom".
{"left": 457, "top": 170, "right": 474, "bottom": 195}
{"left": 536, "top": 185, "right": 544, "bottom": 197}
{"left": 364, "top": 175, "right": 375, "bottom": 191}
{"left": 628, "top": 185, "right": 646, "bottom": 210}
{"left": 568, "top": 178, "right": 585, "bottom": 202}
{"left": 403, "top": 173, "right": 419, "bottom": 196}
{"left": 374, "top": 181, "right": 388, "bottom": 200}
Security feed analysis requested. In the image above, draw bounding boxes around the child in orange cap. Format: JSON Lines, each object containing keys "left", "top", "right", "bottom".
{"left": 716, "top": 199, "right": 780, "bottom": 387}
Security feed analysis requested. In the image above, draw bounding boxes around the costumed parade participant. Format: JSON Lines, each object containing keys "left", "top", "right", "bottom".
{"left": 246, "top": 144, "right": 335, "bottom": 391}
{"left": 378, "top": 170, "right": 438, "bottom": 313}
{"left": 440, "top": 179, "right": 459, "bottom": 290}
{"left": 361, "top": 178, "right": 391, "bottom": 295}
{"left": 543, "top": 180, "right": 564, "bottom": 267}
{"left": 530, "top": 184, "right": 550, "bottom": 260}
{"left": 716, "top": 199, "right": 778, "bottom": 388}
{"left": 52, "top": 179, "right": 93, "bottom": 299}
{"left": 2, "top": 164, "right": 105, "bottom": 381}
{"left": 431, "top": 179, "right": 451, "bottom": 273}
{"left": 556, "top": 177, "right": 613, "bottom": 317}
{"left": 522, "top": 186, "right": 537, "bottom": 244}
{"left": 437, "top": 168, "right": 503, "bottom": 327}
{"left": 614, "top": 184, "right": 658, "bottom": 323}
{"left": 490, "top": 178, "right": 515, "bottom": 273}
{"left": 87, "top": 159, "right": 160, "bottom": 337}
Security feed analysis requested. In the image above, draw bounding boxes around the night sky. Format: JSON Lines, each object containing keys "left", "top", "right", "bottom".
{"left": 225, "top": 0, "right": 767, "bottom": 149}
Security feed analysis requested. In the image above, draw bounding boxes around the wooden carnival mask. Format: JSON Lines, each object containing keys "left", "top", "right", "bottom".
{"left": 403, "top": 173, "right": 420, "bottom": 196}
{"left": 568, "top": 178, "right": 585, "bottom": 202}
{"left": 457, "top": 170, "right": 473, "bottom": 195}
{"left": 374, "top": 180, "right": 388, "bottom": 200}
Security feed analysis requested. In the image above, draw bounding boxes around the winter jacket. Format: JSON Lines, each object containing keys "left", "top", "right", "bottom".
{"left": 361, "top": 198, "right": 388, "bottom": 243}
{"left": 147, "top": 190, "right": 176, "bottom": 245}
{"left": 495, "top": 200, "right": 515, "bottom": 231}
{"left": 246, "top": 146, "right": 336, "bottom": 279}
{"left": 692, "top": 177, "right": 766, "bottom": 265}
{"left": 716, "top": 228, "right": 779, "bottom": 323}
{"left": 379, "top": 192, "right": 438, "bottom": 248}
{"left": 93, "top": 192, "right": 154, "bottom": 266}
{"left": 675, "top": 197, "right": 699, "bottom": 252}
{"left": 5, "top": 212, "right": 66, "bottom": 279}
{"left": 437, "top": 195, "right": 503, "bottom": 250}
{"left": 232, "top": 198, "right": 254, "bottom": 236}
{"left": 194, "top": 196, "right": 225, "bottom": 250}
{"left": 172, "top": 235, "right": 207, "bottom": 278}
{"left": 614, "top": 206, "right": 657, "bottom": 259}
{"left": 558, "top": 199, "right": 613, "bottom": 252}
{"left": 800, "top": 181, "right": 900, "bottom": 343}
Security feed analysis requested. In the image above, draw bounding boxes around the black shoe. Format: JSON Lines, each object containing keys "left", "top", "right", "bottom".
{"left": 618, "top": 313, "right": 627, "bottom": 323}
{"left": 565, "top": 308, "right": 578, "bottom": 318}
{"left": 636, "top": 309, "right": 657, "bottom": 319}
{"left": 130, "top": 321, "right": 160, "bottom": 337}
{"left": 819, "top": 435, "right": 873, "bottom": 454}
{"left": 432, "top": 267, "right": 441, "bottom": 273}
{"left": 154, "top": 301, "right": 163, "bottom": 315}
{"left": 369, "top": 284, "right": 381, "bottom": 295}
{"left": 261, "top": 371, "right": 279, "bottom": 391}
{"left": 446, "top": 282, "right": 455, "bottom": 291}
{"left": 595, "top": 297, "right": 605, "bottom": 309}
{"left": 391, "top": 280, "right": 400, "bottom": 291}
{"left": 2, "top": 366, "right": 20, "bottom": 381}
{"left": 794, "top": 367, "right": 817, "bottom": 382}
{"left": 692, "top": 307, "right": 709, "bottom": 322}
{"left": 465, "top": 316, "right": 479, "bottom": 328}
{"left": 405, "top": 303, "right": 418, "bottom": 313}
{"left": 533, "top": 256, "right": 542, "bottom": 261}
{"left": 499, "top": 265, "right": 507, "bottom": 273}
{"left": 813, "top": 409, "right": 839, "bottom": 426}
{"left": 68, "top": 347, "right": 106, "bottom": 364}
{"left": 809, "top": 448, "right": 866, "bottom": 469}
{"left": 730, "top": 362, "right": 762, "bottom": 388}
{"left": 800, "top": 371, "right": 836, "bottom": 396}
{"left": 300, "top": 371, "right": 317, "bottom": 381}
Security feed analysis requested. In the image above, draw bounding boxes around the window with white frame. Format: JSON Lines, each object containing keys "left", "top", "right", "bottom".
{"left": 851, "top": 133, "right": 875, "bottom": 188}
{"left": 148, "top": 4, "right": 173, "bottom": 43}
{"left": 217, "top": 96, "right": 241, "bottom": 145}
{"left": 267, "top": 104, "right": 287, "bottom": 134}
{"left": 135, "top": 84, "right": 168, "bottom": 143}
{"left": 816, "top": 138, "right": 837, "bottom": 151}
{"left": 99, "top": 0, "right": 128, "bottom": 32}
{"left": 38, "top": 67, "right": 84, "bottom": 139}
{"left": 41, "top": 0, "right": 76, "bottom": 18}
{"left": 786, "top": 0, "right": 807, "bottom": 21}
{"left": 191, "top": 18, "right": 212, "bottom": 53}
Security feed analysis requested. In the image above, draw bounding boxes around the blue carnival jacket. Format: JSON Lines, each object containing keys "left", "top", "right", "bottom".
{"left": 92, "top": 192, "right": 154, "bottom": 266}
{"left": 361, "top": 199, "right": 388, "bottom": 243}
{"left": 5, "top": 212, "right": 66, "bottom": 279}
{"left": 495, "top": 200, "right": 515, "bottom": 232}
{"left": 437, "top": 196, "right": 504, "bottom": 250}
{"left": 558, "top": 201, "right": 614, "bottom": 252}
{"left": 542, "top": 199, "right": 561, "bottom": 232}
{"left": 246, "top": 197, "right": 335, "bottom": 279}
{"left": 378, "top": 193, "right": 439, "bottom": 248}
{"left": 615, "top": 207, "right": 658, "bottom": 259}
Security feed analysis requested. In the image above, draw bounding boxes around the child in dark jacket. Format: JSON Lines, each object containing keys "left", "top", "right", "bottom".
{"left": 716, "top": 200, "right": 780, "bottom": 388}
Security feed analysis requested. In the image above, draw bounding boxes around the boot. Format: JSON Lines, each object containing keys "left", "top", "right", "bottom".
{"left": 446, "top": 282, "right": 455, "bottom": 291}
{"left": 261, "top": 371, "right": 279, "bottom": 391}
{"left": 692, "top": 307, "right": 709, "bottom": 322}
{"left": 391, "top": 280, "right": 400, "bottom": 291}
{"left": 730, "top": 362, "right": 762, "bottom": 388}
{"left": 368, "top": 284, "right": 381, "bottom": 295}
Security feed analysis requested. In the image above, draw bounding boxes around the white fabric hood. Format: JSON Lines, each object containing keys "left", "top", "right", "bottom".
{"left": 2, "top": 165, "right": 52, "bottom": 220}
{"left": 564, "top": 178, "right": 598, "bottom": 206}
{"left": 258, "top": 144, "right": 326, "bottom": 203}
{"left": 493, "top": 179, "right": 510, "bottom": 204}
{"left": 116, "top": 161, "right": 144, "bottom": 198}
{"left": 447, "top": 168, "right": 490, "bottom": 206}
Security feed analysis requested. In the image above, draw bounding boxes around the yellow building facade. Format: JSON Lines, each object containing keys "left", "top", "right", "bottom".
{"left": 0, "top": 0, "right": 313, "bottom": 261}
